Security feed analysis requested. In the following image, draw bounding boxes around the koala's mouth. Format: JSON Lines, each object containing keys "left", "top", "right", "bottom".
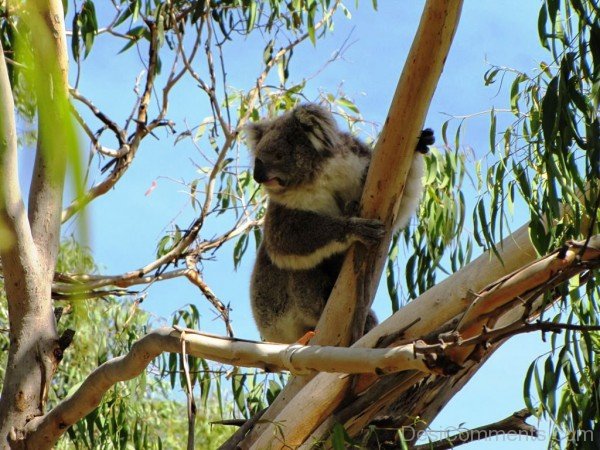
{"left": 262, "top": 177, "right": 285, "bottom": 189}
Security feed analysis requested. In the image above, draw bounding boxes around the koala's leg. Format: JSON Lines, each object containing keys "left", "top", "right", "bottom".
{"left": 287, "top": 256, "right": 340, "bottom": 326}
{"left": 264, "top": 202, "right": 384, "bottom": 270}
{"left": 251, "top": 246, "right": 304, "bottom": 343}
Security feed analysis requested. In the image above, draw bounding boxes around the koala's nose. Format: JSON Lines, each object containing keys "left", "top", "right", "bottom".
{"left": 253, "top": 158, "right": 268, "bottom": 183}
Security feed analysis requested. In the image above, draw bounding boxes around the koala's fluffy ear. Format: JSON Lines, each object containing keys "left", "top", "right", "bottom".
{"left": 293, "top": 104, "right": 340, "bottom": 152}
{"left": 245, "top": 121, "right": 269, "bottom": 153}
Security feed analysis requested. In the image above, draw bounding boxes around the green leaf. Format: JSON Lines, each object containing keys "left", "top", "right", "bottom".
{"left": 263, "top": 40, "right": 274, "bottom": 64}
{"left": 71, "top": 12, "right": 81, "bottom": 61}
{"left": 114, "top": 0, "right": 141, "bottom": 28}
{"left": 330, "top": 423, "right": 352, "bottom": 449}
{"left": 538, "top": 3, "right": 550, "bottom": 50}
{"left": 247, "top": 1, "right": 257, "bottom": 33}
{"left": 118, "top": 26, "right": 146, "bottom": 54}
{"left": 233, "top": 234, "right": 249, "bottom": 269}
{"left": 484, "top": 67, "right": 500, "bottom": 86}
{"left": 542, "top": 76, "right": 559, "bottom": 142}
{"left": 81, "top": 0, "right": 98, "bottom": 58}
{"left": 524, "top": 361, "right": 536, "bottom": 413}
{"left": 336, "top": 96, "right": 359, "bottom": 113}
{"left": 510, "top": 75, "right": 525, "bottom": 115}
{"left": 489, "top": 107, "right": 497, "bottom": 153}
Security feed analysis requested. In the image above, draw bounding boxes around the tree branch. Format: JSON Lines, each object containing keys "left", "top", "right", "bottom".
{"left": 243, "top": 1, "right": 465, "bottom": 447}
{"left": 184, "top": 257, "right": 234, "bottom": 337}
{"left": 27, "top": 0, "right": 71, "bottom": 275}
{"left": 446, "top": 236, "right": 600, "bottom": 364}
{"left": 412, "top": 409, "right": 537, "bottom": 450}
{"left": 0, "top": 39, "right": 34, "bottom": 278}
{"left": 305, "top": 235, "right": 600, "bottom": 445}
{"left": 20, "top": 327, "right": 440, "bottom": 448}
{"left": 61, "top": 20, "right": 161, "bottom": 223}
{"left": 69, "top": 88, "right": 126, "bottom": 147}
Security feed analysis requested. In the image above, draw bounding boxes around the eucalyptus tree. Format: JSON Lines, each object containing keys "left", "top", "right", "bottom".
{"left": 0, "top": 1, "right": 598, "bottom": 449}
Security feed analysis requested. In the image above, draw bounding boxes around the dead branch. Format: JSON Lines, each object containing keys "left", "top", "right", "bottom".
{"left": 184, "top": 257, "right": 234, "bottom": 337}
{"left": 61, "top": 20, "right": 161, "bottom": 223}
{"left": 69, "top": 88, "right": 127, "bottom": 146}
{"left": 315, "top": 236, "right": 599, "bottom": 446}
{"left": 411, "top": 409, "right": 537, "bottom": 450}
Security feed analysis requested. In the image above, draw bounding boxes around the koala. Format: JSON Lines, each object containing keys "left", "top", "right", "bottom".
{"left": 246, "top": 104, "right": 434, "bottom": 343}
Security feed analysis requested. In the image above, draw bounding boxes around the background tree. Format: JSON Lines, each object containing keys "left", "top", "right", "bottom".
{"left": 0, "top": 1, "right": 598, "bottom": 450}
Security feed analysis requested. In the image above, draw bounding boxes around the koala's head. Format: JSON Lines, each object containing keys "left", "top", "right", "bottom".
{"left": 245, "top": 104, "right": 340, "bottom": 193}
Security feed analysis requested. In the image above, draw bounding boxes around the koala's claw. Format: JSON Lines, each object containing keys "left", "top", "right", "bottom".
{"left": 349, "top": 217, "right": 386, "bottom": 244}
{"left": 416, "top": 128, "right": 435, "bottom": 154}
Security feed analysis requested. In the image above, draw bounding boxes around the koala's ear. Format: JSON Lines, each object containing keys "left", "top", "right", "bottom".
{"left": 244, "top": 121, "right": 269, "bottom": 152}
{"left": 293, "top": 104, "right": 340, "bottom": 152}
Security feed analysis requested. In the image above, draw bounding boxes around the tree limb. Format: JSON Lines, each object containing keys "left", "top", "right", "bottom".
{"left": 312, "top": 237, "right": 599, "bottom": 445}
{"left": 243, "top": 1, "right": 465, "bottom": 447}
{"left": 61, "top": 20, "right": 161, "bottom": 223}
{"left": 446, "top": 238, "right": 600, "bottom": 364}
{"left": 0, "top": 37, "right": 34, "bottom": 278}
{"left": 411, "top": 409, "right": 537, "bottom": 450}
{"left": 20, "top": 327, "right": 441, "bottom": 448}
{"left": 27, "top": 0, "right": 71, "bottom": 275}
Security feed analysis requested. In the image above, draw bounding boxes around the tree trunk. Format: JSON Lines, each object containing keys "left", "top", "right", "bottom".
{"left": 0, "top": 1, "right": 70, "bottom": 447}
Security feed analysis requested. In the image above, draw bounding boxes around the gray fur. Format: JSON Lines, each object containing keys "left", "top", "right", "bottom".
{"left": 247, "top": 104, "right": 431, "bottom": 343}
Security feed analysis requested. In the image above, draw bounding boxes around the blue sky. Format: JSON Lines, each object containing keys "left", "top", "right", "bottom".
{"left": 20, "top": 1, "right": 562, "bottom": 448}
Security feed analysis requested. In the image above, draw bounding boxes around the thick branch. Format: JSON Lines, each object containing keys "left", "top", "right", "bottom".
{"left": 311, "top": 236, "right": 599, "bottom": 444}
{"left": 27, "top": 0, "right": 71, "bottom": 275}
{"left": 246, "top": 218, "right": 594, "bottom": 447}
{"left": 446, "top": 238, "right": 600, "bottom": 364}
{"left": 21, "top": 327, "right": 438, "bottom": 448}
{"left": 243, "top": 1, "right": 464, "bottom": 447}
{"left": 0, "top": 40, "right": 35, "bottom": 277}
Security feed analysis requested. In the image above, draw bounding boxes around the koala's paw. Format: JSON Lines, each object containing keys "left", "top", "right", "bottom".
{"left": 349, "top": 217, "right": 385, "bottom": 244}
{"left": 416, "top": 128, "right": 435, "bottom": 154}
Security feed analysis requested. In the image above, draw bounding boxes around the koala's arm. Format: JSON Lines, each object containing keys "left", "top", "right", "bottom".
{"left": 264, "top": 202, "right": 383, "bottom": 270}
